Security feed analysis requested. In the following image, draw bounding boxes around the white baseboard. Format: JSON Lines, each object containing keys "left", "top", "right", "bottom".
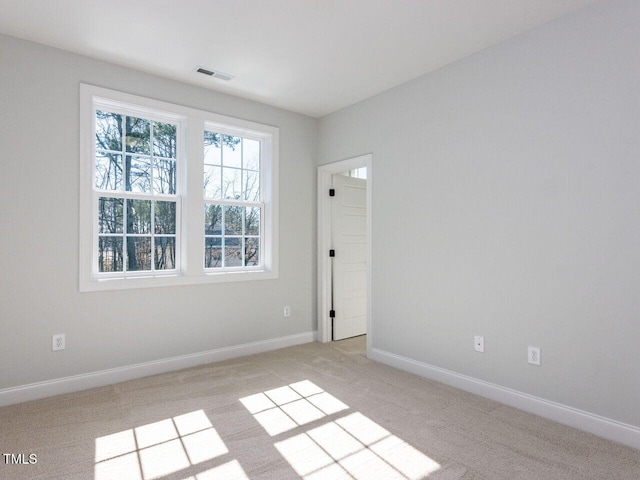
{"left": 0, "top": 331, "right": 317, "bottom": 408}
{"left": 370, "top": 348, "right": 640, "bottom": 451}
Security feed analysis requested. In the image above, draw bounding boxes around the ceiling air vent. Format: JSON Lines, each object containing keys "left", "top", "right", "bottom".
{"left": 195, "top": 66, "right": 234, "bottom": 81}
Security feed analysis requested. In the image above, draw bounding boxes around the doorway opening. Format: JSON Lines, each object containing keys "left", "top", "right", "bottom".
{"left": 317, "top": 155, "right": 372, "bottom": 356}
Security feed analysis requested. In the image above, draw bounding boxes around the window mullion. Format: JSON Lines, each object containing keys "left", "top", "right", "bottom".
{"left": 184, "top": 118, "right": 205, "bottom": 276}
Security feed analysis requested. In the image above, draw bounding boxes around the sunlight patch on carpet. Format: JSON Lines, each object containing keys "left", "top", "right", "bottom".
{"left": 241, "top": 380, "right": 440, "bottom": 479}
{"left": 94, "top": 409, "right": 240, "bottom": 480}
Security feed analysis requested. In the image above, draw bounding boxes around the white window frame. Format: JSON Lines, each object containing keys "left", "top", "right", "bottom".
{"left": 79, "top": 84, "right": 279, "bottom": 291}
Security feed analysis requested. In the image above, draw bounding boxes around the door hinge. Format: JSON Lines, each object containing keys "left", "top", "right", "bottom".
{"left": 329, "top": 188, "right": 335, "bottom": 197}
{"left": 329, "top": 310, "right": 336, "bottom": 318}
{"left": 329, "top": 249, "right": 335, "bottom": 257}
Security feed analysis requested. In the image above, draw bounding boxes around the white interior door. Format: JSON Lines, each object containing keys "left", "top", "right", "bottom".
{"left": 331, "top": 174, "right": 367, "bottom": 340}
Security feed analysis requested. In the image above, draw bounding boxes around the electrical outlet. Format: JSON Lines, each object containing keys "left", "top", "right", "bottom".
{"left": 474, "top": 335, "right": 484, "bottom": 353}
{"left": 284, "top": 305, "right": 291, "bottom": 317}
{"left": 528, "top": 346, "right": 541, "bottom": 366}
{"left": 52, "top": 334, "right": 65, "bottom": 351}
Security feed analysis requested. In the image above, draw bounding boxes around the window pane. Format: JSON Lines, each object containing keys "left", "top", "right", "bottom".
{"left": 155, "top": 237, "right": 175, "bottom": 270}
{"left": 153, "top": 122, "right": 176, "bottom": 159}
{"left": 245, "top": 207, "right": 260, "bottom": 236}
{"left": 205, "top": 204, "right": 222, "bottom": 235}
{"left": 222, "top": 167, "right": 241, "bottom": 200}
{"left": 154, "top": 158, "right": 176, "bottom": 194}
{"left": 222, "top": 135, "right": 242, "bottom": 168}
{"left": 243, "top": 138, "right": 260, "bottom": 171}
{"left": 98, "top": 197, "right": 123, "bottom": 234}
{"left": 125, "top": 155, "right": 151, "bottom": 193}
{"left": 204, "top": 131, "right": 222, "bottom": 165}
{"left": 245, "top": 237, "right": 260, "bottom": 266}
{"left": 95, "top": 152, "right": 122, "bottom": 191}
{"left": 204, "top": 237, "right": 222, "bottom": 268}
{"left": 96, "top": 111, "right": 122, "bottom": 152}
{"left": 224, "top": 206, "right": 243, "bottom": 235}
{"left": 224, "top": 238, "right": 242, "bottom": 267}
{"left": 98, "top": 237, "right": 123, "bottom": 272}
{"left": 204, "top": 165, "right": 222, "bottom": 199}
{"left": 127, "top": 237, "right": 151, "bottom": 271}
{"left": 125, "top": 116, "right": 150, "bottom": 154}
{"left": 127, "top": 199, "right": 152, "bottom": 234}
{"left": 155, "top": 201, "right": 176, "bottom": 234}
{"left": 244, "top": 170, "right": 260, "bottom": 202}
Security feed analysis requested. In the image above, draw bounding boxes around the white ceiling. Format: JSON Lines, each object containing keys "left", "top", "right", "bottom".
{"left": 0, "top": 0, "right": 595, "bottom": 117}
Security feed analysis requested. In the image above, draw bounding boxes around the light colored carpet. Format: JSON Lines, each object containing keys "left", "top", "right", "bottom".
{"left": 1, "top": 336, "right": 638, "bottom": 479}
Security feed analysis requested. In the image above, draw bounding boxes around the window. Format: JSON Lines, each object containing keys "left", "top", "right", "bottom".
{"left": 95, "top": 109, "right": 180, "bottom": 275}
{"left": 203, "top": 131, "right": 262, "bottom": 270}
{"left": 80, "top": 85, "right": 278, "bottom": 291}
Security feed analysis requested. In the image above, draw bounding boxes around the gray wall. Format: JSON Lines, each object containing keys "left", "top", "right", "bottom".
{"left": 0, "top": 34, "right": 317, "bottom": 389}
{"left": 318, "top": 0, "right": 640, "bottom": 427}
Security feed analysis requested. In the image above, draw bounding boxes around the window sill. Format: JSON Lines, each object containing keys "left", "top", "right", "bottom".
{"left": 79, "top": 269, "right": 278, "bottom": 292}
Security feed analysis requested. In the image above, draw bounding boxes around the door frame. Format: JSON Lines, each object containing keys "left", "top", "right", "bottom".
{"left": 317, "top": 154, "right": 372, "bottom": 355}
